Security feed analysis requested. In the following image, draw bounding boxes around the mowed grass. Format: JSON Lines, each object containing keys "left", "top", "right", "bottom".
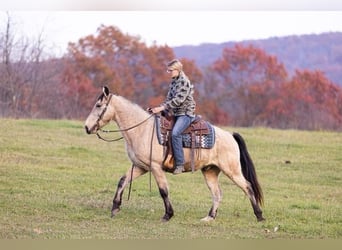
{"left": 0, "top": 119, "right": 341, "bottom": 239}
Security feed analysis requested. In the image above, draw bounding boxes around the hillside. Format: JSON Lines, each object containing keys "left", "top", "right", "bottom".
{"left": 173, "top": 32, "right": 342, "bottom": 86}
{"left": 1, "top": 119, "right": 341, "bottom": 239}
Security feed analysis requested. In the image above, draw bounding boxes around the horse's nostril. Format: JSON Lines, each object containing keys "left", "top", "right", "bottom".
{"left": 85, "top": 125, "right": 90, "bottom": 134}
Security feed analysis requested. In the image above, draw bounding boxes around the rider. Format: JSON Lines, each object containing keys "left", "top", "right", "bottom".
{"left": 151, "top": 59, "right": 196, "bottom": 174}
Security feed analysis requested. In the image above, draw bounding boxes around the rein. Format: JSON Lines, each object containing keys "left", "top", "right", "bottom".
{"left": 96, "top": 133, "right": 124, "bottom": 142}
{"left": 96, "top": 114, "right": 153, "bottom": 142}
{"left": 99, "top": 114, "right": 154, "bottom": 133}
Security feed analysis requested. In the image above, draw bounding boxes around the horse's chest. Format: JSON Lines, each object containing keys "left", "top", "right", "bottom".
{"left": 127, "top": 148, "right": 137, "bottom": 161}
{"left": 126, "top": 144, "right": 143, "bottom": 165}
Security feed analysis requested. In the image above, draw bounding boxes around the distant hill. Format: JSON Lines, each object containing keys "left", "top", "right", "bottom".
{"left": 173, "top": 32, "right": 342, "bottom": 86}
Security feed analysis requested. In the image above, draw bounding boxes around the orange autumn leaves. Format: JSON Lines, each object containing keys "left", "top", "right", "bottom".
{"left": 63, "top": 25, "right": 342, "bottom": 130}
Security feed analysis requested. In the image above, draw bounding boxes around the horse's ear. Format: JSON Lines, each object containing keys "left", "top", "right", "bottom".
{"left": 103, "top": 86, "right": 110, "bottom": 97}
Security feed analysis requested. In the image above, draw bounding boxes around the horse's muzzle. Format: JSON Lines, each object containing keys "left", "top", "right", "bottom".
{"left": 85, "top": 125, "right": 92, "bottom": 134}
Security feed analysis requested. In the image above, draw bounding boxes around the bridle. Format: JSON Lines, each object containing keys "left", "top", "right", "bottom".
{"left": 87, "top": 93, "right": 113, "bottom": 137}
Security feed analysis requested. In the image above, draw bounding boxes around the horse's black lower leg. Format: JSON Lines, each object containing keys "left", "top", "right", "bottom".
{"left": 159, "top": 187, "right": 174, "bottom": 222}
{"left": 251, "top": 201, "right": 265, "bottom": 221}
{"left": 247, "top": 186, "right": 265, "bottom": 221}
{"left": 111, "top": 166, "right": 147, "bottom": 218}
{"left": 111, "top": 175, "right": 126, "bottom": 217}
{"left": 208, "top": 206, "right": 218, "bottom": 219}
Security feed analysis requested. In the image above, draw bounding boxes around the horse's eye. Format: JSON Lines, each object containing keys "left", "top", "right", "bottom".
{"left": 96, "top": 103, "right": 102, "bottom": 108}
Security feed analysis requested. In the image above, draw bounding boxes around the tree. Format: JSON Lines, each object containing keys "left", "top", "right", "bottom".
{"left": 0, "top": 12, "right": 62, "bottom": 118}
{"left": 63, "top": 25, "right": 205, "bottom": 119}
{"left": 0, "top": 13, "right": 60, "bottom": 118}
{"left": 265, "top": 70, "right": 342, "bottom": 130}
{"left": 208, "top": 44, "right": 288, "bottom": 126}
{"left": 0, "top": 12, "right": 19, "bottom": 117}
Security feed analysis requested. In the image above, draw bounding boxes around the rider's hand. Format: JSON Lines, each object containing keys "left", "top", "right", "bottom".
{"left": 151, "top": 106, "right": 165, "bottom": 114}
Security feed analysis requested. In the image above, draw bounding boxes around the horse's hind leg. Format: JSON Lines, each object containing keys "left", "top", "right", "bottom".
{"left": 201, "top": 165, "right": 222, "bottom": 222}
{"left": 111, "top": 165, "right": 147, "bottom": 217}
{"left": 229, "top": 172, "right": 264, "bottom": 221}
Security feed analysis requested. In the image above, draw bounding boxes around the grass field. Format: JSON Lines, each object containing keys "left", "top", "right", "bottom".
{"left": 0, "top": 119, "right": 341, "bottom": 239}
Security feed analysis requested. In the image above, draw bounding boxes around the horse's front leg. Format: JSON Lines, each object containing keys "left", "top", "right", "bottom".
{"left": 151, "top": 165, "right": 174, "bottom": 222}
{"left": 111, "top": 165, "right": 147, "bottom": 217}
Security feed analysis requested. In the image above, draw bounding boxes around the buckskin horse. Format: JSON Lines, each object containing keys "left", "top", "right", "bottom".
{"left": 84, "top": 86, "right": 265, "bottom": 222}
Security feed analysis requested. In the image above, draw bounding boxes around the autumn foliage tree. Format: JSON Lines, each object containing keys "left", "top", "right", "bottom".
{"left": 63, "top": 25, "right": 184, "bottom": 118}
{"left": 2, "top": 13, "right": 342, "bottom": 131}
{"left": 207, "top": 44, "right": 288, "bottom": 126}
{"left": 206, "top": 44, "right": 342, "bottom": 130}
{"left": 265, "top": 70, "right": 342, "bottom": 130}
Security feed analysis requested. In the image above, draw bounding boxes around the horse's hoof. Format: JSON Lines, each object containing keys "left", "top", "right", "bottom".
{"left": 257, "top": 217, "right": 266, "bottom": 222}
{"left": 161, "top": 214, "right": 173, "bottom": 222}
{"left": 111, "top": 208, "right": 120, "bottom": 218}
{"left": 200, "top": 216, "right": 215, "bottom": 222}
{"left": 161, "top": 218, "right": 169, "bottom": 223}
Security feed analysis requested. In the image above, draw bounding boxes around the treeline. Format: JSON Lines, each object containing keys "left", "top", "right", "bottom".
{"left": 174, "top": 32, "right": 342, "bottom": 86}
{"left": 0, "top": 17, "right": 341, "bottom": 130}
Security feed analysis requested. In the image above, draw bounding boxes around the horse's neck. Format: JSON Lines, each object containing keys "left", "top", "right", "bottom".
{"left": 111, "top": 95, "right": 152, "bottom": 140}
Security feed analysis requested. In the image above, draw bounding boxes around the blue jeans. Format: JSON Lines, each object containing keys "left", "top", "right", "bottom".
{"left": 172, "top": 115, "right": 195, "bottom": 166}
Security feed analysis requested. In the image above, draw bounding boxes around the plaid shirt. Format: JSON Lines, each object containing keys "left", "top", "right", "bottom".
{"left": 163, "top": 71, "right": 196, "bottom": 117}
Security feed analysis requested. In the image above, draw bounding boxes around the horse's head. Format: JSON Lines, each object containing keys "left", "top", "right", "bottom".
{"left": 84, "top": 86, "right": 114, "bottom": 134}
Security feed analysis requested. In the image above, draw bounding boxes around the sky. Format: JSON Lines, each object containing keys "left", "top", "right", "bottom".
{"left": 1, "top": 1, "right": 342, "bottom": 56}
{"left": 2, "top": 0, "right": 342, "bottom": 10}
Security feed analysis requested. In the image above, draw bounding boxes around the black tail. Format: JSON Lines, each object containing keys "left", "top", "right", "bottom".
{"left": 233, "top": 132, "right": 264, "bottom": 206}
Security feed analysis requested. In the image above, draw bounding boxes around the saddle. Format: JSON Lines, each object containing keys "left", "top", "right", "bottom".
{"left": 155, "top": 112, "right": 215, "bottom": 173}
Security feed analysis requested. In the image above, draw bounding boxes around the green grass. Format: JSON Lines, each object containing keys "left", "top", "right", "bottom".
{"left": 0, "top": 119, "right": 341, "bottom": 239}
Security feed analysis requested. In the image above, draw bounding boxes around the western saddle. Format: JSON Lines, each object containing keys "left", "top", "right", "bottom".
{"left": 156, "top": 112, "right": 212, "bottom": 173}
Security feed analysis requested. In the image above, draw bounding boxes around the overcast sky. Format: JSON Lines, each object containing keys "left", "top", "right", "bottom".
{"left": 2, "top": 0, "right": 342, "bottom": 10}
{"left": 1, "top": 1, "right": 342, "bottom": 56}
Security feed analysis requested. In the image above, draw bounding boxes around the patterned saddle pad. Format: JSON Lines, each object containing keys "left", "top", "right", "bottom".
{"left": 155, "top": 114, "right": 215, "bottom": 149}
